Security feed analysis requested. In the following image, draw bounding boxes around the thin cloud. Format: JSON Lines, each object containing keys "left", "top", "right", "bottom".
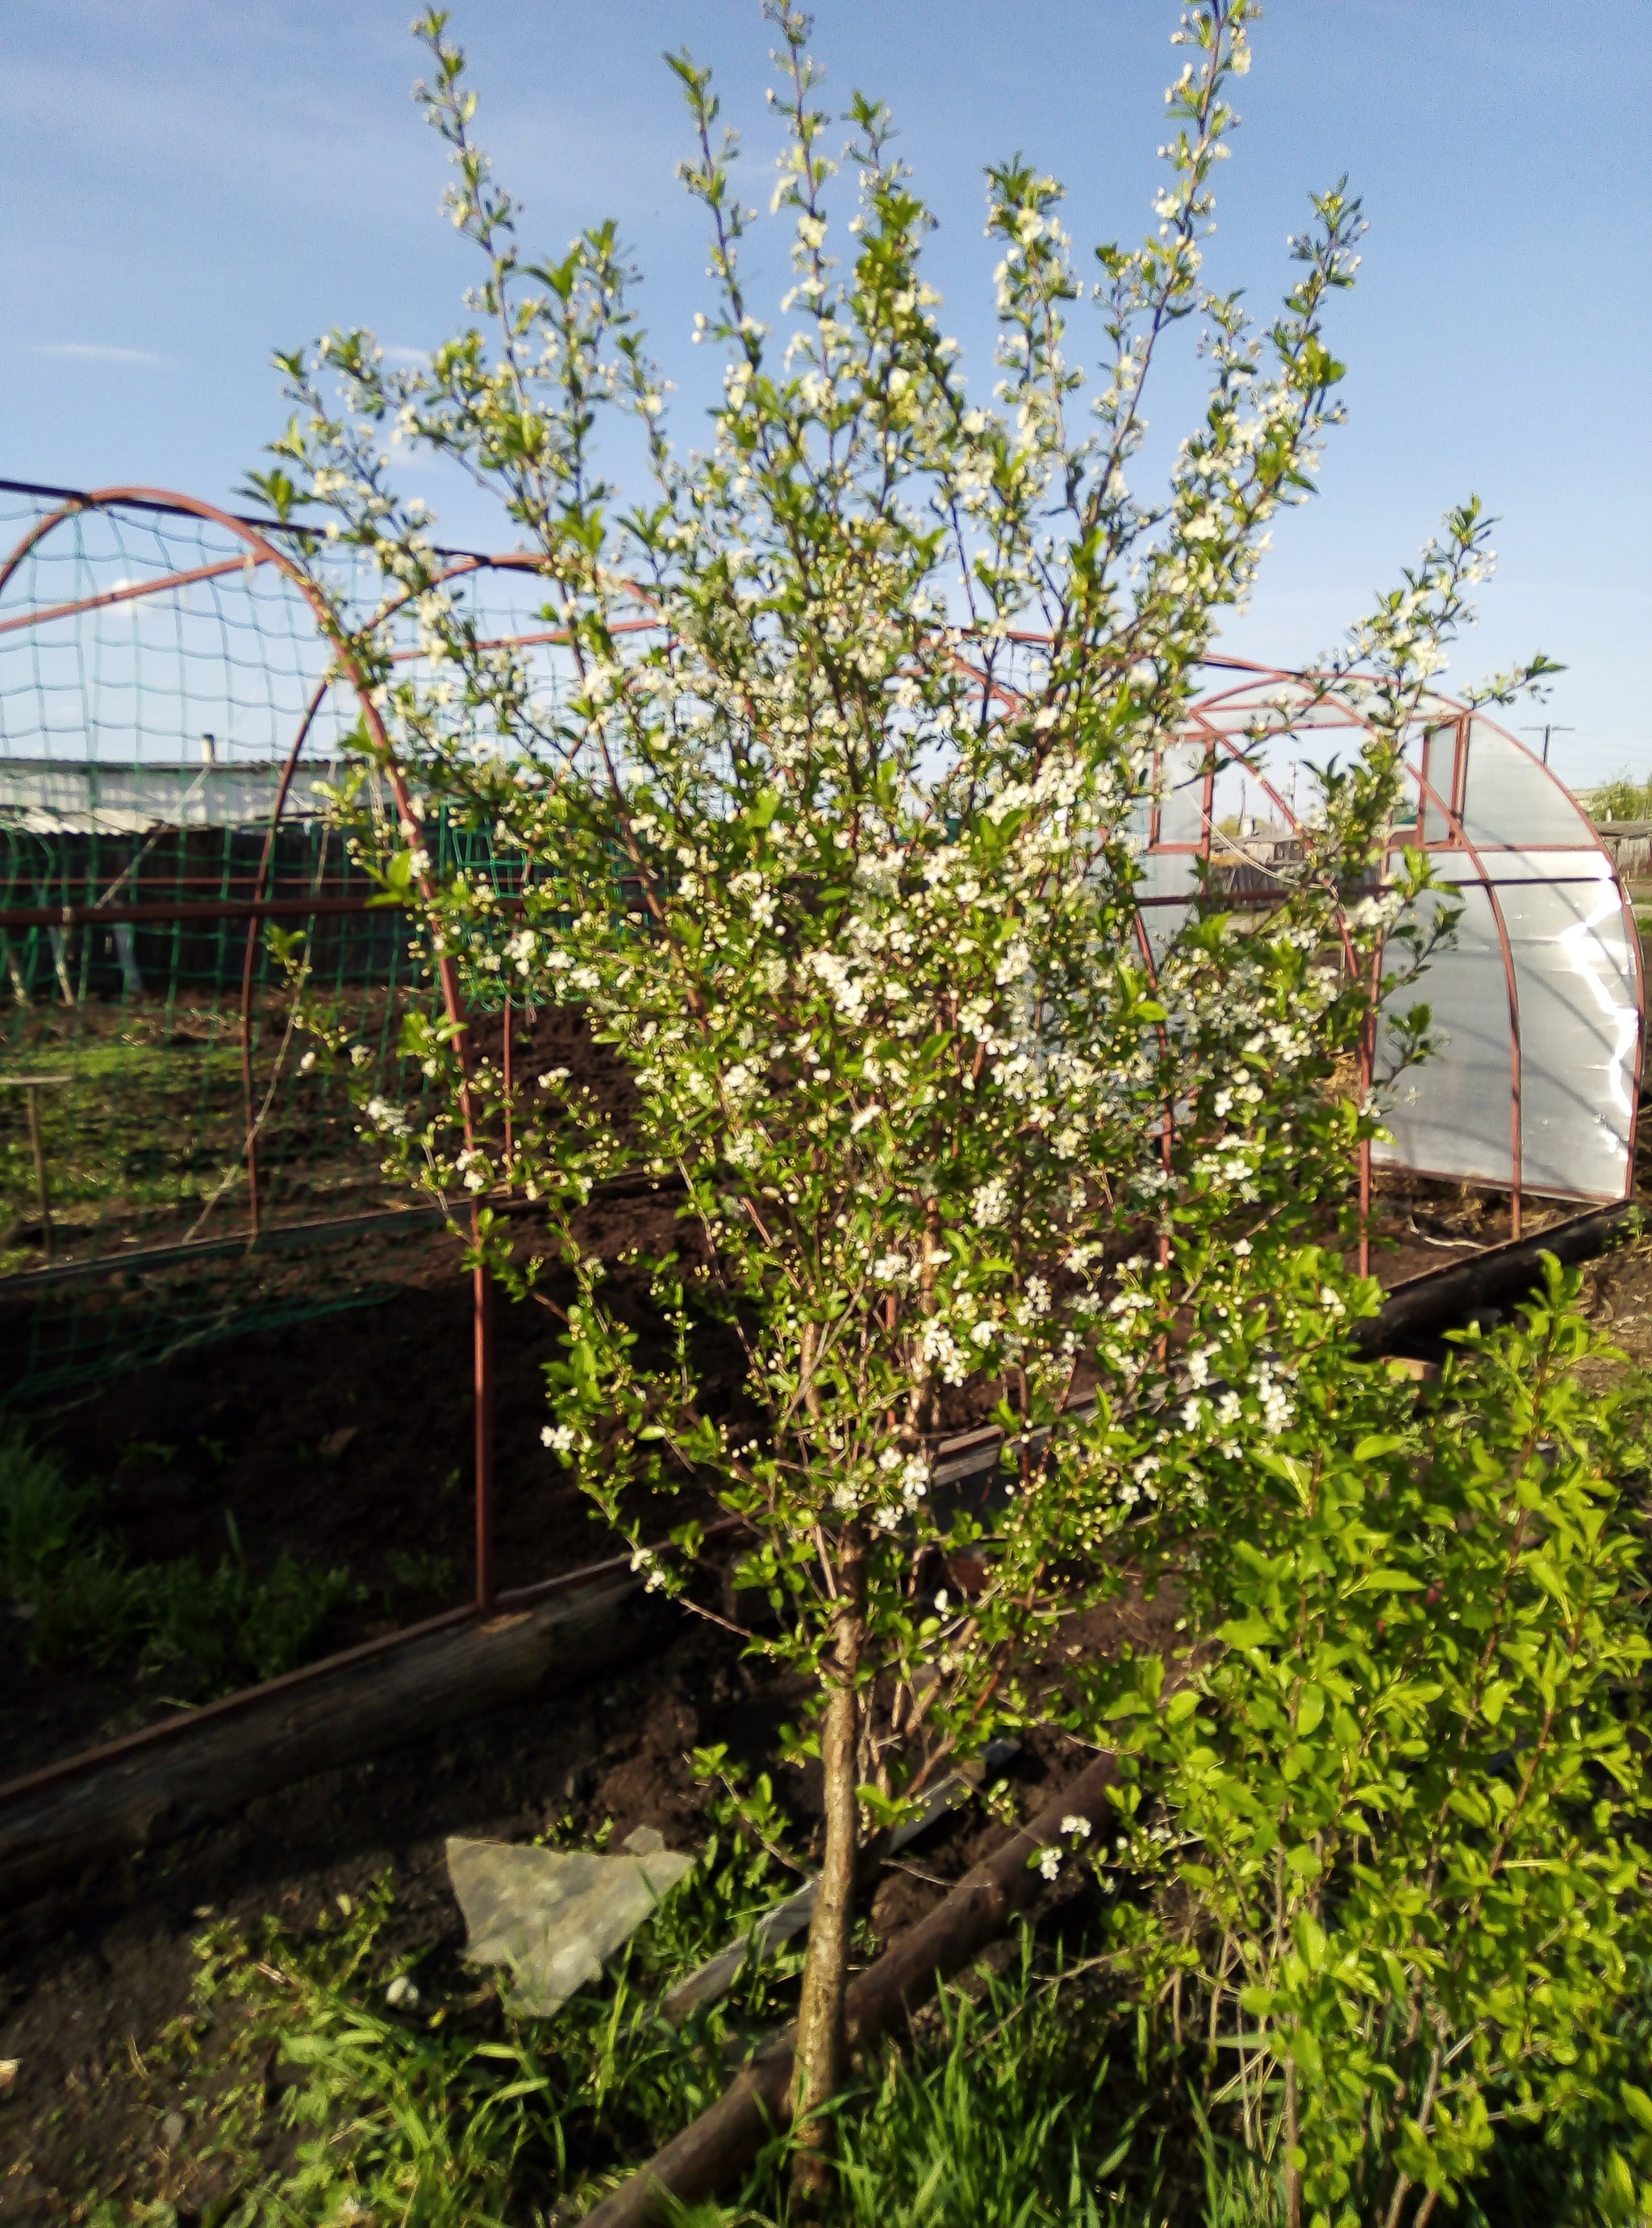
{"left": 35, "top": 341, "right": 169, "bottom": 366}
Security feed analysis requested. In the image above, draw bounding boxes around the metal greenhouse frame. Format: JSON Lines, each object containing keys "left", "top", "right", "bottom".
{"left": 1, "top": 477, "right": 1642, "bottom": 1628}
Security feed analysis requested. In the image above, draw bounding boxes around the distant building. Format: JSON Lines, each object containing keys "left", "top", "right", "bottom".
{"left": 0, "top": 757, "right": 333, "bottom": 834}
{"left": 1592, "top": 821, "right": 1652, "bottom": 882}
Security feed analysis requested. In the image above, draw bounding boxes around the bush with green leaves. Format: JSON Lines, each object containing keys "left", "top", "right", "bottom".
{"left": 252, "top": 0, "right": 1562, "bottom": 2184}
{"left": 1069, "top": 1264, "right": 1652, "bottom": 2227}
{"left": 1583, "top": 773, "right": 1652, "bottom": 825}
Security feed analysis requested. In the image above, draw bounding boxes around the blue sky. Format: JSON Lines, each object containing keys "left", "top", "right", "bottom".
{"left": 2, "top": 1, "right": 1648, "bottom": 789}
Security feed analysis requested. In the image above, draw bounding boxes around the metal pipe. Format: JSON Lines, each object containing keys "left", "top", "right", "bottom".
{"left": 239, "top": 674, "right": 336, "bottom": 1241}
{"left": 0, "top": 553, "right": 261, "bottom": 637}
{"left": 0, "top": 893, "right": 399, "bottom": 929}
{"left": 474, "top": 1254, "right": 495, "bottom": 1615}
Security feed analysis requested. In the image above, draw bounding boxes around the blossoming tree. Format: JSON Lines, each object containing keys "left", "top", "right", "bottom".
{"left": 252, "top": 0, "right": 1554, "bottom": 2188}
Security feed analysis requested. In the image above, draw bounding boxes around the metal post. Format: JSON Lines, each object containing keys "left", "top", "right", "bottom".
{"left": 47, "top": 927, "right": 75, "bottom": 1008}
{"left": 1521, "top": 724, "right": 1573, "bottom": 768}
{"left": 502, "top": 993, "right": 513, "bottom": 1166}
{"left": 473, "top": 1242, "right": 495, "bottom": 1615}
{"left": 111, "top": 922, "right": 144, "bottom": 999}
{"left": 1358, "top": 935, "right": 1382, "bottom": 1279}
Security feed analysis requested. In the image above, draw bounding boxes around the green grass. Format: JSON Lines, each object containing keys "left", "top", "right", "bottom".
{"left": 0, "top": 993, "right": 424, "bottom": 1275}
{"left": 63, "top": 1873, "right": 1294, "bottom": 2228}
{"left": 54, "top": 1833, "right": 1652, "bottom": 2227}
{"left": 724, "top": 1949, "right": 1258, "bottom": 2228}
{"left": 1, "top": 1016, "right": 250, "bottom": 1261}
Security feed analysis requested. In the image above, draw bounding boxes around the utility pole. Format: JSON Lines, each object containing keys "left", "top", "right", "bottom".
{"left": 1520, "top": 723, "right": 1574, "bottom": 766}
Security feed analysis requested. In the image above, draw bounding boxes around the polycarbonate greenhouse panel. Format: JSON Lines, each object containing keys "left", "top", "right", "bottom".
{"left": 1508, "top": 865, "right": 1638, "bottom": 1195}
{"left": 1375, "top": 878, "right": 1516, "bottom": 1191}
{"left": 1374, "top": 850, "right": 1639, "bottom": 1202}
{"left": 1417, "top": 726, "right": 1457, "bottom": 845}
{"left": 1155, "top": 739, "right": 1208, "bottom": 846}
{"left": 1137, "top": 845, "right": 1199, "bottom": 958}
{"left": 1458, "top": 719, "right": 1597, "bottom": 851}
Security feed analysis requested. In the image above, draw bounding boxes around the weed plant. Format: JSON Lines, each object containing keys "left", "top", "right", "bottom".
{"left": 0, "top": 1424, "right": 361, "bottom": 1700}
{"left": 0, "top": 1421, "right": 94, "bottom": 1598}
{"left": 78, "top": 1849, "right": 1652, "bottom": 2227}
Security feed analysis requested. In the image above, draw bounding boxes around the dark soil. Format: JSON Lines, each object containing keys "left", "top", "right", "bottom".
{"left": 0, "top": 1171, "right": 723, "bottom": 1784}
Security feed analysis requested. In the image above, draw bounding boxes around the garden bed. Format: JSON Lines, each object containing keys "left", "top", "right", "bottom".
{"left": 0, "top": 1564, "right": 1179, "bottom": 2224}
{"left": 0, "top": 1187, "right": 711, "bottom": 1784}
{"left": 0, "top": 1145, "right": 1632, "bottom": 1789}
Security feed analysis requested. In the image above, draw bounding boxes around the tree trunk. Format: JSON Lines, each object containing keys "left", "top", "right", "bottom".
{"left": 579, "top": 1749, "right": 1121, "bottom": 2228}
{"left": 790, "top": 1529, "right": 866, "bottom": 2207}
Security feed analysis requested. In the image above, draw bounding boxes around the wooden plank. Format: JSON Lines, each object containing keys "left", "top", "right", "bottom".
{"left": 0, "top": 1573, "right": 657, "bottom": 1908}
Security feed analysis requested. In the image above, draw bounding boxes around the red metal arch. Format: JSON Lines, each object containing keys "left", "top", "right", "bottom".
{"left": 0, "top": 485, "right": 511, "bottom": 1606}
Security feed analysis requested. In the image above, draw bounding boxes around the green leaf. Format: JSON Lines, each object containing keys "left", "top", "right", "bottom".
{"left": 1218, "top": 1617, "right": 1275, "bottom": 1650}
{"left": 1619, "top": 2082, "right": 1652, "bottom": 2136}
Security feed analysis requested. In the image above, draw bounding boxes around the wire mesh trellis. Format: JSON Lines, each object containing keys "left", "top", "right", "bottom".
{"left": 0, "top": 482, "right": 554, "bottom": 1412}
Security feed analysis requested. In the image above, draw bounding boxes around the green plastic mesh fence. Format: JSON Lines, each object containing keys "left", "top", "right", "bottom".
{"left": 0, "top": 481, "right": 544, "bottom": 1399}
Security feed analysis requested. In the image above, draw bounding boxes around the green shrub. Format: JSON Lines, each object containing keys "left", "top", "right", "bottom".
{"left": 1075, "top": 1264, "right": 1652, "bottom": 2226}
{"left": 1585, "top": 774, "right": 1652, "bottom": 824}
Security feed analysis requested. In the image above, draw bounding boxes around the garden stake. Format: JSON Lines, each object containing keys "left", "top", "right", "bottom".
{"left": 2, "top": 1074, "right": 68, "bottom": 1262}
